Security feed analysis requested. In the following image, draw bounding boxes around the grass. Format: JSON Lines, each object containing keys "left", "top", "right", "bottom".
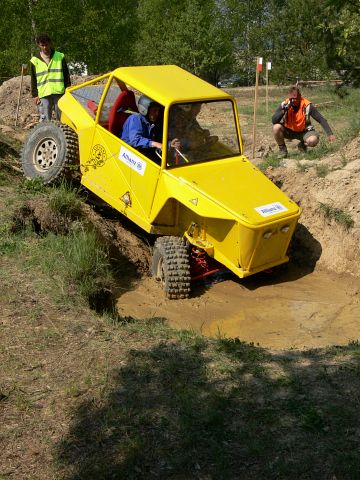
{"left": 17, "top": 176, "right": 47, "bottom": 193}
{"left": 52, "top": 230, "right": 109, "bottom": 296}
{"left": 0, "top": 178, "right": 112, "bottom": 307}
{"left": 258, "top": 153, "right": 282, "bottom": 171}
{"left": 48, "top": 181, "right": 84, "bottom": 219}
{"left": 20, "top": 227, "right": 112, "bottom": 305}
{"left": 1, "top": 182, "right": 360, "bottom": 478}
{"left": 315, "top": 163, "right": 330, "bottom": 177}
{"left": 51, "top": 325, "right": 360, "bottom": 480}
{"left": 319, "top": 202, "right": 354, "bottom": 229}
{"left": 296, "top": 161, "right": 308, "bottom": 172}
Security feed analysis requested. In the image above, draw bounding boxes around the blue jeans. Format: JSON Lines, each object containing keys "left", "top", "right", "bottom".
{"left": 38, "top": 94, "right": 63, "bottom": 121}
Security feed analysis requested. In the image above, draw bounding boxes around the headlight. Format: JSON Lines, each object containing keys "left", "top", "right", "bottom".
{"left": 263, "top": 230, "right": 272, "bottom": 239}
{"left": 280, "top": 225, "right": 290, "bottom": 233}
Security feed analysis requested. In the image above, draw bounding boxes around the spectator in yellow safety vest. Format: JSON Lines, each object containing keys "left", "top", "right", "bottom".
{"left": 30, "top": 34, "right": 71, "bottom": 122}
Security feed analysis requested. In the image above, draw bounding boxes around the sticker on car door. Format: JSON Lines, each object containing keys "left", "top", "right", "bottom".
{"left": 119, "top": 146, "right": 147, "bottom": 176}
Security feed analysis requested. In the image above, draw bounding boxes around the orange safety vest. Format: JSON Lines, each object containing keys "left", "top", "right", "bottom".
{"left": 283, "top": 97, "right": 311, "bottom": 132}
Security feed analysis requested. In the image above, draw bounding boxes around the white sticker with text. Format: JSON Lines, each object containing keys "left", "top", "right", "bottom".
{"left": 254, "top": 202, "right": 288, "bottom": 217}
{"left": 119, "top": 146, "right": 147, "bottom": 176}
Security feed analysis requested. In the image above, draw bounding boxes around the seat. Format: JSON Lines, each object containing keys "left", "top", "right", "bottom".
{"left": 87, "top": 100, "right": 98, "bottom": 116}
{"left": 108, "top": 90, "right": 138, "bottom": 137}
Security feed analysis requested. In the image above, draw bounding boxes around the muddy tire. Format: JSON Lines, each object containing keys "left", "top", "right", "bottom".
{"left": 21, "top": 121, "right": 79, "bottom": 184}
{"left": 152, "top": 236, "right": 191, "bottom": 299}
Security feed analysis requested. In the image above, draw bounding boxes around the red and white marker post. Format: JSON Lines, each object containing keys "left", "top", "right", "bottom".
{"left": 266, "top": 61, "right": 272, "bottom": 113}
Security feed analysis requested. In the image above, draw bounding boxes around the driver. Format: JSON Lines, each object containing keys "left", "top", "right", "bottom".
{"left": 121, "top": 95, "right": 179, "bottom": 162}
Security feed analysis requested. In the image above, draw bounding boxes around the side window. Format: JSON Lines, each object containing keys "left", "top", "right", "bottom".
{"left": 100, "top": 78, "right": 138, "bottom": 137}
{"left": 98, "top": 78, "right": 122, "bottom": 129}
{"left": 71, "top": 76, "right": 109, "bottom": 119}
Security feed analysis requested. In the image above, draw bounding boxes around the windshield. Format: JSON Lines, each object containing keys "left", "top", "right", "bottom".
{"left": 166, "top": 100, "right": 241, "bottom": 167}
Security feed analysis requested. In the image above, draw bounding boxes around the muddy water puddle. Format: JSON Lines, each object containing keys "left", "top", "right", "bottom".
{"left": 117, "top": 267, "right": 360, "bottom": 350}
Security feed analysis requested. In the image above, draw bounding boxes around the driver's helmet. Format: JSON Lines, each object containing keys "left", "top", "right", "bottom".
{"left": 137, "top": 95, "right": 160, "bottom": 116}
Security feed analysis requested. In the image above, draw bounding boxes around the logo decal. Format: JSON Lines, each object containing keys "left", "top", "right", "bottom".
{"left": 119, "top": 146, "right": 146, "bottom": 176}
{"left": 86, "top": 144, "right": 107, "bottom": 170}
{"left": 254, "top": 202, "right": 288, "bottom": 217}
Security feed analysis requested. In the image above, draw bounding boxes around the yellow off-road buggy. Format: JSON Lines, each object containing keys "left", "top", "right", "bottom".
{"left": 21, "top": 65, "right": 301, "bottom": 299}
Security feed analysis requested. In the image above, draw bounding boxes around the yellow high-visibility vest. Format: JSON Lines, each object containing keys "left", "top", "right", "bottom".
{"left": 31, "top": 51, "right": 65, "bottom": 97}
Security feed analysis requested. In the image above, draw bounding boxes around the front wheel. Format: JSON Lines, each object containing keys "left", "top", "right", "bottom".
{"left": 21, "top": 121, "right": 79, "bottom": 184}
{"left": 151, "top": 236, "right": 191, "bottom": 299}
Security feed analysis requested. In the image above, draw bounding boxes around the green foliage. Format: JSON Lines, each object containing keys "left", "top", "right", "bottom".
{"left": 48, "top": 182, "right": 84, "bottom": 220}
{"left": 319, "top": 202, "right": 354, "bottom": 229}
{"left": 315, "top": 163, "right": 330, "bottom": 177}
{"left": 0, "top": 223, "right": 20, "bottom": 255}
{"left": 223, "top": 0, "right": 330, "bottom": 85}
{"left": 17, "top": 177, "right": 47, "bottom": 193}
{"left": 35, "top": 229, "right": 111, "bottom": 300}
{"left": 135, "top": 0, "right": 233, "bottom": 83}
{"left": 0, "top": 0, "right": 358, "bottom": 88}
{"left": 320, "top": 0, "right": 360, "bottom": 85}
{"left": 258, "top": 154, "right": 281, "bottom": 171}
{"left": 267, "top": 0, "right": 329, "bottom": 84}
{"left": 0, "top": 0, "right": 33, "bottom": 79}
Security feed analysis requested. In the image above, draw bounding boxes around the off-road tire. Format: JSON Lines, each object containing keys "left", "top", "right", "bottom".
{"left": 152, "top": 236, "right": 191, "bottom": 299}
{"left": 21, "top": 121, "right": 79, "bottom": 184}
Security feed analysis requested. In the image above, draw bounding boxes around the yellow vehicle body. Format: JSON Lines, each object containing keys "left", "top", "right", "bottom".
{"left": 54, "top": 65, "right": 300, "bottom": 295}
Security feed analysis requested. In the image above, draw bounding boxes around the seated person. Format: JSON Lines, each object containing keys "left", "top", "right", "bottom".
{"left": 121, "top": 95, "right": 179, "bottom": 162}
{"left": 167, "top": 103, "right": 218, "bottom": 164}
{"left": 167, "top": 106, "right": 190, "bottom": 165}
{"left": 185, "top": 103, "right": 218, "bottom": 149}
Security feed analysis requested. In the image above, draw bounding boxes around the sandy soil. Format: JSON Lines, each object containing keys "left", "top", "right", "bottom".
{"left": 1, "top": 75, "right": 359, "bottom": 349}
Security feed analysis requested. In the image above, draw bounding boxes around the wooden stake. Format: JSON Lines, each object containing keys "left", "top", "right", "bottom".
{"left": 15, "top": 64, "right": 27, "bottom": 127}
{"left": 252, "top": 57, "right": 260, "bottom": 160}
{"left": 266, "top": 64, "right": 269, "bottom": 113}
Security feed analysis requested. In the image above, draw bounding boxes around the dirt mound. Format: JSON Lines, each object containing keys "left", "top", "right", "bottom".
{"left": 0, "top": 74, "right": 94, "bottom": 130}
{"left": 266, "top": 136, "right": 360, "bottom": 276}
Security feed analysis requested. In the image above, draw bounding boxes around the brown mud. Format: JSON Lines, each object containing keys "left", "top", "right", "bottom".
{"left": 118, "top": 267, "right": 360, "bottom": 350}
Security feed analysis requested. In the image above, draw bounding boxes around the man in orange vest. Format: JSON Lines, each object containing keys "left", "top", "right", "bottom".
{"left": 272, "top": 86, "right": 336, "bottom": 157}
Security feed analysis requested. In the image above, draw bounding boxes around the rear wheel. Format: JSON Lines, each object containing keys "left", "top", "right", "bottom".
{"left": 21, "top": 121, "right": 79, "bottom": 184}
{"left": 152, "top": 236, "right": 191, "bottom": 299}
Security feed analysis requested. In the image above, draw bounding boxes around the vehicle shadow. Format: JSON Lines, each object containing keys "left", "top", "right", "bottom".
{"left": 55, "top": 334, "right": 360, "bottom": 479}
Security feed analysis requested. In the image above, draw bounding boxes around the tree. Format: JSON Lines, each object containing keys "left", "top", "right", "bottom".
{"left": 320, "top": 0, "right": 360, "bottom": 85}
{"left": 0, "top": 0, "right": 34, "bottom": 80}
{"left": 31, "top": 0, "right": 139, "bottom": 73}
{"left": 222, "top": 0, "right": 331, "bottom": 85}
{"left": 134, "top": 0, "right": 233, "bottom": 83}
{"left": 222, "top": 0, "right": 273, "bottom": 85}
{"left": 266, "top": 0, "right": 330, "bottom": 84}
